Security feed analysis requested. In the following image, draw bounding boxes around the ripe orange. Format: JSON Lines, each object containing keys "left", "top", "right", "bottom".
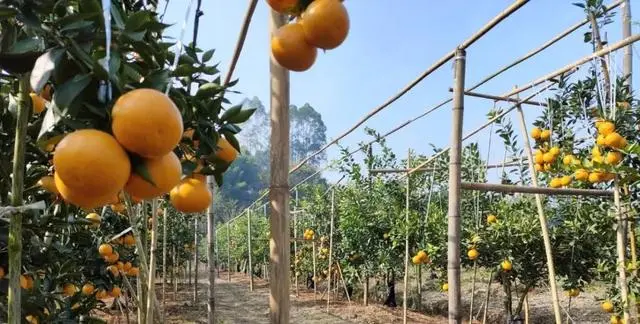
{"left": 170, "top": 176, "right": 212, "bottom": 213}
{"left": 271, "top": 22, "right": 317, "bottom": 72}
{"left": 111, "top": 203, "right": 126, "bottom": 213}
{"left": 574, "top": 169, "right": 589, "bottom": 181}
{"left": 25, "top": 315, "right": 39, "bottom": 324}
{"left": 562, "top": 155, "right": 575, "bottom": 165}
{"left": 0, "top": 266, "right": 4, "bottom": 279}
{"left": 597, "top": 121, "right": 616, "bottom": 136}
{"left": 107, "top": 265, "right": 119, "bottom": 277}
{"left": 216, "top": 137, "right": 238, "bottom": 163}
{"left": 62, "top": 283, "right": 77, "bottom": 296}
{"left": 601, "top": 300, "right": 614, "bottom": 313}
{"left": 95, "top": 289, "right": 108, "bottom": 299}
{"left": 560, "top": 176, "right": 572, "bottom": 187}
{"left": 604, "top": 132, "right": 628, "bottom": 149}
{"left": 127, "top": 267, "right": 140, "bottom": 277}
{"left": 534, "top": 151, "right": 544, "bottom": 164}
{"left": 81, "top": 283, "right": 95, "bottom": 296}
{"left": 441, "top": 283, "right": 449, "bottom": 292}
{"left": 98, "top": 244, "right": 113, "bottom": 256}
{"left": 124, "top": 151, "right": 182, "bottom": 199}
{"left": 300, "top": 0, "right": 349, "bottom": 50}
{"left": 30, "top": 93, "right": 46, "bottom": 114}
{"left": 416, "top": 250, "right": 428, "bottom": 263}
{"left": 597, "top": 134, "right": 607, "bottom": 146}
{"left": 267, "top": 0, "right": 299, "bottom": 13}
{"left": 20, "top": 274, "right": 34, "bottom": 290}
{"left": 543, "top": 163, "right": 552, "bottom": 171}
{"left": 111, "top": 88, "right": 183, "bottom": 158}
{"left": 549, "top": 146, "right": 560, "bottom": 156}
{"left": 487, "top": 214, "right": 497, "bottom": 224}
{"left": 37, "top": 176, "right": 58, "bottom": 194}
{"left": 123, "top": 262, "right": 133, "bottom": 272}
{"left": 54, "top": 173, "right": 116, "bottom": 209}
{"left": 605, "top": 151, "right": 623, "bottom": 165}
{"left": 467, "top": 248, "right": 479, "bottom": 261}
{"left": 534, "top": 163, "right": 543, "bottom": 172}
{"left": 501, "top": 260, "right": 512, "bottom": 271}
{"left": 124, "top": 234, "right": 136, "bottom": 247}
{"left": 53, "top": 129, "right": 131, "bottom": 198}
{"left": 540, "top": 129, "right": 551, "bottom": 141}
{"left": 543, "top": 152, "right": 555, "bottom": 163}
{"left": 549, "top": 178, "right": 562, "bottom": 188}
{"left": 110, "top": 286, "right": 121, "bottom": 298}
{"left": 104, "top": 251, "right": 119, "bottom": 264}
{"left": 411, "top": 255, "right": 420, "bottom": 265}
{"left": 530, "top": 127, "right": 542, "bottom": 140}
{"left": 588, "top": 172, "right": 602, "bottom": 183}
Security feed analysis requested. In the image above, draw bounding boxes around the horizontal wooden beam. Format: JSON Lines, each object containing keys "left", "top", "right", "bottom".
{"left": 370, "top": 160, "right": 525, "bottom": 174}
{"left": 449, "top": 88, "right": 548, "bottom": 106}
{"left": 461, "top": 182, "right": 614, "bottom": 197}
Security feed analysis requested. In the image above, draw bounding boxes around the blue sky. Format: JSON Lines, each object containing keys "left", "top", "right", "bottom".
{"left": 163, "top": 0, "right": 640, "bottom": 183}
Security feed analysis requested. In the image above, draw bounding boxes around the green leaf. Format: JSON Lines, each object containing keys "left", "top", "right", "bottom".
{"left": 122, "top": 31, "right": 146, "bottom": 42}
{"left": 202, "top": 49, "right": 215, "bottom": 63}
{"left": 142, "top": 70, "right": 170, "bottom": 91}
{"left": 219, "top": 105, "right": 242, "bottom": 123}
{"left": 125, "top": 11, "right": 152, "bottom": 31}
{"left": 60, "top": 20, "right": 94, "bottom": 32}
{"left": 131, "top": 155, "right": 156, "bottom": 187}
{"left": 221, "top": 131, "right": 241, "bottom": 154}
{"left": 7, "top": 38, "right": 44, "bottom": 54}
{"left": 173, "top": 64, "right": 195, "bottom": 77}
{"left": 195, "top": 82, "right": 222, "bottom": 98}
{"left": 225, "top": 108, "right": 256, "bottom": 124}
{"left": 30, "top": 48, "right": 65, "bottom": 94}
{"left": 53, "top": 74, "right": 91, "bottom": 112}
{"left": 221, "top": 123, "right": 241, "bottom": 134}
{"left": 202, "top": 65, "right": 219, "bottom": 75}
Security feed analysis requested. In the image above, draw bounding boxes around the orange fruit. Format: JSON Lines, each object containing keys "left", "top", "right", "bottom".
{"left": 111, "top": 203, "right": 126, "bottom": 213}
{"left": 588, "top": 172, "right": 602, "bottom": 183}
{"left": 127, "top": 267, "right": 139, "bottom": 277}
{"left": 271, "top": 22, "right": 317, "bottom": 72}
{"left": 107, "top": 265, "right": 119, "bottom": 277}
{"left": 549, "top": 146, "right": 560, "bottom": 156}
{"left": 123, "top": 262, "right": 133, "bottom": 272}
{"left": 597, "top": 121, "right": 616, "bottom": 136}
{"left": 604, "top": 132, "right": 628, "bottom": 149}
{"left": 543, "top": 163, "right": 552, "bottom": 171}
{"left": 37, "top": 176, "right": 58, "bottom": 194}
{"left": 543, "top": 152, "right": 555, "bottom": 163}
{"left": 574, "top": 169, "right": 589, "bottom": 181}
{"left": 62, "top": 283, "right": 77, "bottom": 296}
{"left": 602, "top": 300, "right": 614, "bottom": 313}
{"left": 549, "top": 178, "right": 562, "bottom": 188}
{"left": 467, "top": 248, "right": 479, "bottom": 260}
{"left": 41, "top": 84, "right": 53, "bottom": 101}
{"left": 81, "top": 283, "right": 95, "bottom": 296}
{"left": 540, "top": 129, "right": 551, "bottom": 141}
{"left": 411, "top": 255, "right": 420, "bottom": 265}
{"left": 20, "top": 274, "right": 33, "bottom": 290}
{"left": 111, "top": 88, "right": 183, "bottom": 158}
{"left": 534, "top": 151, "right": 544, "bottom": 164}
{"left": 416, "top": 250, "right": 428, "bottom": 263}
{"left": 215, "top": 137, "right": 238, "bottom": 163}
{"left": 124, "top": 234, "right": 136, "bottom": 247}
{"left": 53, "top": 129, "right": 131, "bottom": 198}
{"left": 30, "top": 93, "right": 46, "bottom": 114}
{"left": 487, "top": 214, "right": 497, "bottom": 224}
{"left": 501, "top": 260, "right": 513, "bottom": 271}
{"left": 25, "top": 315, "right": 39, "bottom": 324}
{"left": 534, "top": 163, "right": 543, "bottom": 172}
{"left": 300, "top": 0, "right": 349, "bottom": 50}
{"left": 85, "top": 213, "right": 101, "bottom": 229}
{"left": 597, "top": 134, "right": 606, "bottom": 146}
{"left": 110, "top": 286, "right": 121, "bottom": 298}
{"left": 267, "top": 0, "right": 299, "bottom": 13}
{"left": 98, "top": 244, "right": 113, "bottom": 256}
{"left": 54, "top": 173, "right": 116, "bottom": 209}
{"left": 104, "top": 251, "right": 119, "bottom": 264}
{"left": 562, "top": 155, "right": 575, "bottom": 165}
{"left": 560, "top": 176, "right": 572, "bottom": 187}
{"left": 0, "top": 266, "right": 4, "bottom": 279}
{"left": 530, "top": 127, "right": 542, "bottom": 139}
{"left": 116, "top": 261, "right": 125, "bottom": 271}
{"left": 605, "top": 151, "right": 623, "bottom": 165}
{"left": 170, "top": 176, "right": 212, "bottom": 213}
{"left": 124, "top": 151, "right": 182, "bottom": 199}
{"left": 96, "top": 289, "right": 108, "bottom": 299}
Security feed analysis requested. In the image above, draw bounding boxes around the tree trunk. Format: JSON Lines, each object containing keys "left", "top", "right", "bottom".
{"left": 145, "top": 200, "right": 159, "bottom": 324}
{"left": 383, "top": 270, "right": 397, "bottom": 308}
{"left": 194, "top": 216, "right": 199, "bottom": 304}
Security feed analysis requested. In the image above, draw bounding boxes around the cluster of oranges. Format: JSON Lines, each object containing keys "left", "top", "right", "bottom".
{"left": 411, "top": 250, "right": 429, "bottom": 265}
{"left": 98, "top": 243, "right": 139, "bottom": 277}
{"left": 269, "top": 0, "right": 349, "bottom": 71}
{"left": 303, "top": 228, "right": 315, "bottom": 240}
{"left": 41, "top": 88, "right": 213, "bottom": 213}
{"left": 531, "top": 127, "right": 560, "bottom": 173}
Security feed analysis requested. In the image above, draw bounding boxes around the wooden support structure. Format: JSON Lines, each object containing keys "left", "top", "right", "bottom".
{"left": 194, "top": 216, "right": 199, "bottom": 303}
{"left": 247, "top": 209, "right": 254, "bottom": 291}
{"left": 460, "top": 182, "right": 614, "bottom": 197}
{"left": 621, "top": 0, "right": 632, "bottom": 87}
{"left": 207, "top": 177, "right": 216, "bottom": 324}
{"left": 227, "top": 223, "right": 231, "bottom": 281}
{"left": 269, "top": 9, "right": 291, "bottom": 324}
{"left": 447, "top": 47, "right": 466, "bottom": 323}
{"left": 294, "top": 190, "right": 299, "bottom": 296}
{"left": 312, "top": 240, "right": 317, "bottom": 300}
{"left": 513, "top": 96, "right": 562, "bottom": 324}
{"left": 146, "top": 199, "right": 159, "bottom": 324}
{"left": 327, "top": 189, "right": 335, "bottom": 313}
{"left": 402, "top": 150, "right": 411, "bottom": 324}
{"left": 449, "top": 88, "right": 548, "bottom": 106}
{"left": 615, "top": 180, "right": 630, "bottom": 322}
{"left": 162, "top": 200, "right": 168, "bottom": 316}
{"left": 370, "top": 159, "right": 525, "bottom": 174}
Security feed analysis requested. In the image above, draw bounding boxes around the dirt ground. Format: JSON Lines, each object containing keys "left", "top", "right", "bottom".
{"left": 96, "top": 269, "right": 612, "bottom": 323}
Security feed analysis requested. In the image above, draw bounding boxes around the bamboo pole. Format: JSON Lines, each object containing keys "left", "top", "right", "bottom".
{"left": 137, "top": 205, "right": 147, "bottom": 324}
{"left": 269, "top": 9, "right": 291, "bottom": 324}
{"left": 447, "top": 48, "right": 466, "bottom": 323}
{"left": 7, "top": 74, "right": 30, "bottom": 324}
{"left": 402, "top": 150, "right": 411, "bottom": 324}
{"left": 481, "top": 269, "right": 494, "bottom": 324}
{"left": 223, "top": 0, "right": 259, "bottom": 86}
{"left": 364, "top": 144, "right": 373, "bottom": 307}
{"left": 294, "top": 190, "right": 299, "bottom": 296}
{"left": 162, "top": 201, "right": 168, "bottom": 314}
{"left": 621, "top": 0, "right": 632, "bottom": 87}
{"left": 312, "top": 240, "right": 317, "bottom": 300}
{"left": 145, "top": 199, "right": 159, "bottom": 324}
{"left": 514, "top": 96, "right": 562, "bottom": 324}
{"left": 173, "top": 246, "right": 178, "bottom": 300}
{"left": 461, "top": 182, "right": 614, "bottom": 197}
{"left": 207, "top": 176, "right": 216, "bottom": 324}
{"left": 451, "top": 88, "right": 548, "bottom": 106}
{"left": 469, "top": 261, "right": 478, "bottom": 322}
{"left": 227, "top": 223, "right": 231, "bottom": 281}
{"left": 615, "top": 180, "right": 630, "bottom": 322}
{"left": 248, "top": 209, "right": 254, "bottom": 291}
{"left": 194, "top": 216, "right": 199, "bottom": 303}
{"left": 327, "top": 189, "right": 335, "bottom": 313}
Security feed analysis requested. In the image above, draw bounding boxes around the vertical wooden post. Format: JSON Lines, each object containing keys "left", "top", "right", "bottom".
{"left": 248, "top": 209, "right": 254, "bottom": 291}
{"left": 7, "top": 75, "right": 30, "bottom": 324}
{"left": 402, "top": 150, "right": 411, "bottom": 324}
{"left": 146, "top": 199, "right": 159, "bottom": 324}
{"left": 294, "top": 190, "right": 299, "bottom": 296}
{"left": 207, "top": 177, "right": 216, "bottom": 324}
{"left": 269, "top": 9, "right": 291, "bottom": 324}
{"left": 173, "top": 245, "right": 177, "bottom": 300}
{"left": 138, "top": 204, "right": 148, "bottom": 324}
{"left": 514, "top": 91, "right": 562, "bottom": 324}
{"left": 312, "top": 240, "right": 317, "bottom": 300}
{"left": 364, "top": 144, "right": 373, "bottom": 307}
{"left": 162, "top": 200, "right": 168, "bottom": 314}
{"left": 621, "top": 0, "right": 632, "bottom": 87}
{"left": 227, "top": 223, "right": 231, "bottom": 281}
{"left": 327, "top": 189, "right": 335, "bottom": 313}
{"left": 615, "top": 180, "right": 629, "bottom": 322}
{"left": 194, "top": 216, "right": 199, "bottom": 303}
{"left": 447, "top": 48, "right": 466, "bottom": 324}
